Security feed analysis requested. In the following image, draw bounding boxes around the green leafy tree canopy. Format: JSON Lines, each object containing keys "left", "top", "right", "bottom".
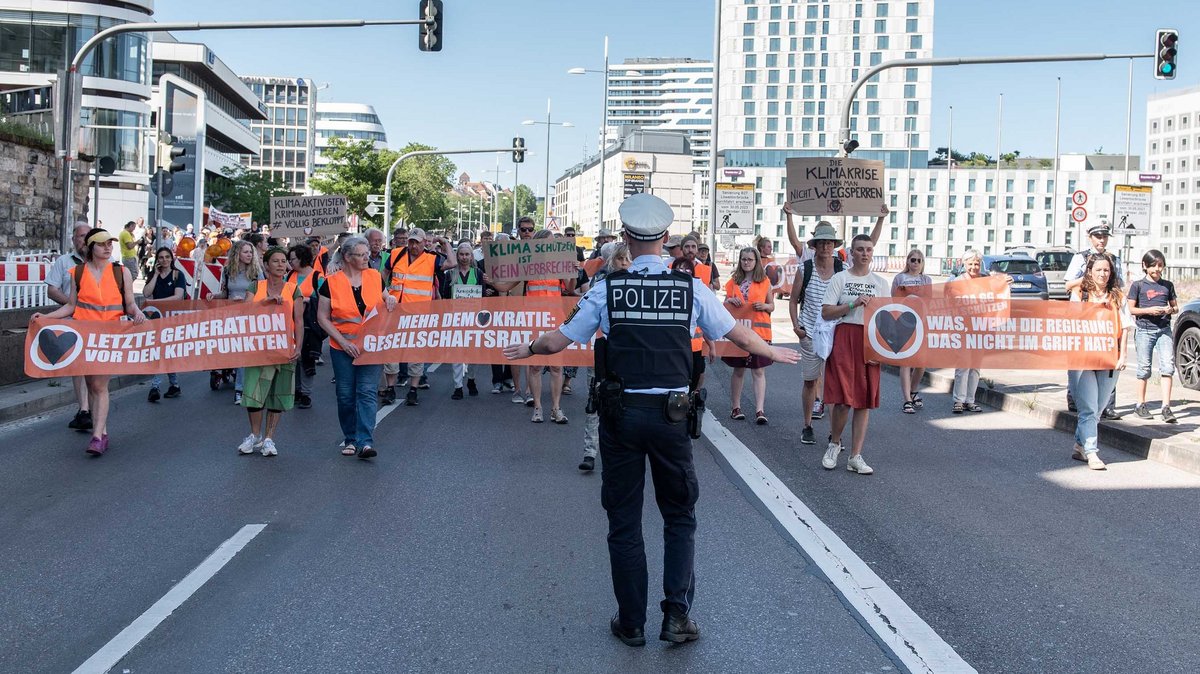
{"left": 206, "top": 165, "right": 292, "bottom": 225}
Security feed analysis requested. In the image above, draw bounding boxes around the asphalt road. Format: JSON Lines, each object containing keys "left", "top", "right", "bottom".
{"left": 0, "top": 362, "right": 894, "bottom": 673}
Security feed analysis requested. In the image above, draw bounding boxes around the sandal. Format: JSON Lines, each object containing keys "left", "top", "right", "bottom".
{"left": 911, "top": 393, "right": 923, "bottom": 409}
{"left": 731, "top": 407, "right": 746, "bottom": 421}
{"left": 966, "top": 402, "right": 983, "bottom": 413}
{"left": 902, "top": 401, "right": 916, "bottom": 414}
{"left": 341, "top": 442, "right": 357, "bottom": 456}
{"left": 755, "top": 410, "right": 768, "bottom": 425}
{"left": 952, "top": 403, "right": 964, "bottom": 414}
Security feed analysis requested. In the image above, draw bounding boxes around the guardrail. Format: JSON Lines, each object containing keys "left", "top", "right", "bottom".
{"left": 0, "top": 254, "right": 53, "bottom": 310}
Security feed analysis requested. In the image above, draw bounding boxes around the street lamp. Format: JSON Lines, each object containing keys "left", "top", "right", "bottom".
{"left": 522, "top": 97, "right": 573, "bottom": 228}
{"left": 569, "top": 35, "right": 612, "bottom": 234}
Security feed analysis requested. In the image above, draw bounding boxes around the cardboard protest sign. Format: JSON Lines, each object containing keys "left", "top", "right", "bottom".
{"left": 25, "top": 303, "right": 293, "bottom": 377}
{"left": 269, "top": 195, "right": 349, "bottom": 238}
{"left": 786, "top": 157, "right": 887, "bottom": 217}
{"left": 354, "top": 296, "right": 593, "bottom": 367}
{"left": 863, "top": 296, "right": 1119, "bottom": 370}
{"left": 208, "top": 206, "right": 252, "bottom": 230}
{"left": 482, "top": 237, "right": 579, "bottom": 283}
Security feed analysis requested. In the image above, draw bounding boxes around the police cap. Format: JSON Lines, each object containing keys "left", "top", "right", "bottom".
{"left": 618, "top": 193, "right": 674, "bottom": 241}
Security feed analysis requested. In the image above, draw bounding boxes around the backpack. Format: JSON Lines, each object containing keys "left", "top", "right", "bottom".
{"left": 74, "top": 262, "right": 125, "bottom": 300}
{"left": 301, "top": 270, "right": 327, "bottom": 341}
{"left": 798, "top": 258, "right": 843, "bottom": 308}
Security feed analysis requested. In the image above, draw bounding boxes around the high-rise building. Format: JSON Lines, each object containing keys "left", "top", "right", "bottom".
{"left": 0, "top": 1, "right": 155, "bottom": 228}
{"left": 313, "top": 102, "right": 388, "bottom": 171}
{"left": 606, "top": 58, "right": 713, "bottom": 229}
{"left": 1145, "top": 86, "right": 1200, "bottom": 266}
{"left": 239, "top": 75, "right": 316, "bottom": 193}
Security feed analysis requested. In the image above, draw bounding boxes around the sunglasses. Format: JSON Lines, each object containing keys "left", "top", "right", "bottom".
{"left": 518, "top": 227, "right": 535, "bottom": 232}
{"left": 908, "top": 258, "right": 921, "bottom": 262}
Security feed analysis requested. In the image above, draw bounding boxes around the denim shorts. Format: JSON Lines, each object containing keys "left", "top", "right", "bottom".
{"left": 1135, "top": 325, "right": 1175, "bottom": 380}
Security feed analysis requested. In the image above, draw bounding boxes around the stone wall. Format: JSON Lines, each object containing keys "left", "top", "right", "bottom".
{"left": 0, "top": 133, "right": 90, "bottom": 256}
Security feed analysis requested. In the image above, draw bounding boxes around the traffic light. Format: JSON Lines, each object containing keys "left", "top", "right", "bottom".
{"left": 418, "top": 0, "right": 443, "bottom": 52}
{"left": 157, "top": 133, "right": 186, "bottom": 173}
{"left": 1155, "top": 29, "right": 1179, "bottom": 80}
{"left": 512, "top": 137, "right": 525, "bottom": 164}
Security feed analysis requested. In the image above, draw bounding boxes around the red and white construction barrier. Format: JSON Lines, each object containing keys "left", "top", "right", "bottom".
{"left": 177, "top": 258, "right": 225, "bottom": 299}
{"left": 0, "top": 262, "right": 50, "bottom": 283}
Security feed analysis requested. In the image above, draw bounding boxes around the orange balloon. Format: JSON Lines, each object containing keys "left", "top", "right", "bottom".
{"left": 176, "top": 236, "right": 196, "bottom": 256}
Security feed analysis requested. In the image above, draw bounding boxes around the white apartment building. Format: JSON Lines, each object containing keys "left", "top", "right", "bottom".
{"left": 313, "top": 102, "right": 388, "bottom": 170}
{"left": 1146, "top": 86, "right": 1200, "bottom": 267}
{"left": 556, "top": 129, "right": 695, "bottom": 237}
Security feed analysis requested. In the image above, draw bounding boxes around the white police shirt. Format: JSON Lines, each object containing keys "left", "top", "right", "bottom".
{"left": 560, "top": 254, "right": 736, "bottom": 393}
{"left": 1065, "top": 248, "right": 1124, "bottom": 285}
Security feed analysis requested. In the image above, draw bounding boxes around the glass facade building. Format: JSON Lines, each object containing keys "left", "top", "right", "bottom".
{"left": 239, "top": 76, "right": 315, "bottom": 192}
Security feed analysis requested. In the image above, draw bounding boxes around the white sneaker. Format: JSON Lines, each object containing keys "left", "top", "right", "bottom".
{"left": 847, "top": 454, "right": 874, "bottom": 475}
{"left": 237, "top": 433, "right": 259, "bottom": 455}
{"left": 821, "top": 441, "right": 843, "bottom": 470}
{"left": 260, "top": 438, "right": 278, "bottom": 457}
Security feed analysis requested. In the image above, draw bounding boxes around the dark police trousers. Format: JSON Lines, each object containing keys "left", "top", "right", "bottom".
{"left": 599, "top": 403, "right": 699, "bottom": 628}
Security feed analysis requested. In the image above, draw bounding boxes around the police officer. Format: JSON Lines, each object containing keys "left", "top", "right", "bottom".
{"left": 504, "top": 194, "right": 798, "bottom": 647}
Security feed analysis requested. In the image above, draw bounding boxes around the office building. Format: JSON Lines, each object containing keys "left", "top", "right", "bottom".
{"left": 1145, "top": 86, "right": 1200, "bottom": 266}
{"left": 313, "top": 102, "right": 388, "bottom": 170}
{"left": 0, "top": 0, "right": 155, "bottom": 228}
{"left": 239, "top": 75, "right": 316, "bottom": 193}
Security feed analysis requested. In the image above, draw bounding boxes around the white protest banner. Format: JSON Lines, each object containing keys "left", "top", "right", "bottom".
{"left": 786, "top": 157, "right": 887, "bottom": 217}
{"left": 482, "top": 237, "right": 579, "bottom": 283}
{"left": 715, "top": 182, "right": 755, "bottom": 234}
{"left": 269, "top": 195, "right": 349, "bottom": 237}
{"left": 208, "top": 206, "right": 252, "bottom": 230}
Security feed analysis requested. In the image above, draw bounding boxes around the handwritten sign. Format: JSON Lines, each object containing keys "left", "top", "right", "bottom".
{"left": 482, "top": 237, "right": 579, "bottom": 283}
{"left": 786, "top": 157, "right": 886, "bottom": 217}
{"left": 269, "top": 195, "right": 349, "bottom": 237}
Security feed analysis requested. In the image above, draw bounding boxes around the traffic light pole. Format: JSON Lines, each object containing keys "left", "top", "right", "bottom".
{"left": 383, "top": 148, "right": 516, "bottom": 236}
{"left": 836, "top": 52, "right": 1153, "bottom": 155}
{"left": 58, "top": 16, "right": 433, "bottom": 253}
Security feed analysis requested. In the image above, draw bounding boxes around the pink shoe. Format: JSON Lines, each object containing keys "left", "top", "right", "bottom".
{"left": 86, "top": 435, "right": 105, "bottom": 456}
{"left": 101, "top": 434, "right": 109, "bottom": 452}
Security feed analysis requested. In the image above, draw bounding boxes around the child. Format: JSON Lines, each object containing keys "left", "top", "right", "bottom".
{"left": 1128, "top": 249, "right": 1179, "bottom": 422}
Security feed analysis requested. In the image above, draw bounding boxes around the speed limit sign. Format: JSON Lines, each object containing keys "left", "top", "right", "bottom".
{"left": 1071, "top": 206, "right": 1087, "bottom": 223}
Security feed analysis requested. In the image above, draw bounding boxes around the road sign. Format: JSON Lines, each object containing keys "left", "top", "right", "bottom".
{"left": 365, "top": 203, "right": 381, "bottom": 217}
{"left": 1112, "top": 184, "right": 1153, "bottom": 235}
{"left": 1071, "top": 206, "right": 1087, "bottom": 223}
{"left": 1071, "top": 190, "right": 1087, "bottom": 206}
{"left": 714, "top": 182, "right": 755, "bottom": 234}
{"left": 1138, "top": 173, "right": 1163, "bottom": 183}
{"left": 366, "top": 194, "right": 385, "bottom": 204}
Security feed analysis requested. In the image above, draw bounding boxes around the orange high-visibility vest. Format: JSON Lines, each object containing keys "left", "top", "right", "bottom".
{"left": 389, "top": 250, "right": 437, "bottom": 302}
{"left": 525, "top": 279, "right": 563, "bottom": 297}
{"left": 725, "top": 277, "right": 773, "bottom": 341}
{"left": 252, "top": 279, "right": 298, "bottom": 314}
{"left": 690, "top": 263, "right": 714, "bottom": 352}
{"left": 74, "top": 263, "right": 125, "bottom": 321}
{"left": 326, "top": 269, "right": 383, "bottom": 351}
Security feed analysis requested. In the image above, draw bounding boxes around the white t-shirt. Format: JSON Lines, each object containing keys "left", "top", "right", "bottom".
{"left": 822, "top": 269, "right": 890, "bottom": 325}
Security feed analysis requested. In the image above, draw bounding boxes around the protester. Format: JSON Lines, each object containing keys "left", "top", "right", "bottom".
{"left": 385, "top": 227, "right": 452, "bottom": 406}
{"left": 1063, "top": 223, "right": 1124, "bottom": 418}
{"left": 787, "top": 221, "right": 843, "bottom": 444}
{"left": 724, "top": 247, "right": 775, "bottom": 424}
{"left": 286, "top": 243, "right": 322, "bottom": 409}
{"left": 33, "top": 228, "right": 146, "bottom": 455}
{"left": 1070, "top": 253, "right": 1133, "bottom": 470}
{"left": 664, "top": 234, "right": 683, "bottom": 261}
{"left": 143, "top": 246, "right": 188, "bottom": 402}
{"left": 589, "top": 228, "right": 617, "bottom": 260}
{"left": 695, "top": 240, "right": 720, "bottom": 289}
{"left": 891, "top": 249, "right": 933, "bottom": 414}
{"left": 494, "top": 218, "right": 539, "bottom": 405}
{"left": 309, "top": 236, "right": 330, "bottom": 276}
{"left": 950, "top": 250, "right": 987, "bottom": 414}
{"left": 116, "top": 220, "right": 139, "bottom": 281}
{"left": 236, "top": 247, "right": 304, "bottom": 457}
{"left": 1128, "top": 249, "right": 1179, "bottom": 423}
{"left": 46, "top": 222, "right": 93, "bottom": 431}
{"left": 576, "top": 241, "right": 623, "bottom": 472}
{"left": 524, "top": 229, "right": 573, "bottom": 423}
{"left": 474, "top": 229, "right": 493, "bottom": 263}
{"left": 753, "top": 235, "right": 785, "bottom": 298}
{"left": 820, "top": 234, "right": 890, "bottom": 474}
{"left": 365, "top": 228, "right": 388, "bottom": 273}
{"left": 316, "top": 236, "right": 396, "bottom": 459}
{"left": 213, "top": 240, "right": 264, "bottom": 405}
{"left": 441, "top": 242, "right": 484, "bottom": 399}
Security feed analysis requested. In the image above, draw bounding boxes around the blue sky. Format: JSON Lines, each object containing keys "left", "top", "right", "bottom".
{"left": 155, "top": 0, "right": 1198, "bottom": 193}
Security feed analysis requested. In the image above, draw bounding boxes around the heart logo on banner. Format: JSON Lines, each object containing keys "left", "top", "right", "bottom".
{"left": 303, "top": 226, "right": 313, "bottom": 236}
{"left": 476, "top": 311, "right": 492, "bottom": 328}
{"left": 874, "top": 310, "right": 918, "bottom": 354}
{"left": 38, "top": 328, "right": 78, "bottom": 366}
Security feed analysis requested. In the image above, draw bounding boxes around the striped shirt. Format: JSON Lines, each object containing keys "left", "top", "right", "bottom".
{"left": 800, "top": 265, "right": 836, "bottom": 334}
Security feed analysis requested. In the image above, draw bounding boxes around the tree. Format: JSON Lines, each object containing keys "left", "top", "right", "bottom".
{"left": 389, "top": 142, "right": 456, "bottom": 228}
{"left": 492, "top": 184, "right": 538, "bottom": 230}
{"left": 206, "top": 165, "right": 292, "bottom": 225}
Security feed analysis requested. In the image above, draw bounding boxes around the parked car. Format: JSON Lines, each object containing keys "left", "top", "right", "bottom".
{"left": 1174, "top": 298, "right": 1200, "bottom": 390}
{"left": 1032, "top": 247, "right": 1074, "bottom": 299}
{"left": 984, "top": 255, "right": 1049, "bottom": 300}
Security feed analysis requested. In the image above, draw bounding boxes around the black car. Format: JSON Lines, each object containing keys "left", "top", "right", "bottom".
{"left": 1174, "top": 298, "right": 1200, "bottom": 390}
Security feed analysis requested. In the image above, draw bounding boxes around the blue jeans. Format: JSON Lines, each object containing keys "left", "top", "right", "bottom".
{"left": 150, "top": 372, "right": 178, "bottom": 389}
{"left": 330, "top": 348, "right": 383, "bottom": 447}
{"left": 1135, "top": 326, "right": 1175, "bottom": 380}
{"left": 1073, "top": 369, "right": 1120, "bottom": 453}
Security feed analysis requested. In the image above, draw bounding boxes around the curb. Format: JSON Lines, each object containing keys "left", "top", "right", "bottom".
{"left": 886, "top": 365, "right": 1200, "bottom": 475}
{"left": 0, "top": 375, "right": 148, "bottom": 425}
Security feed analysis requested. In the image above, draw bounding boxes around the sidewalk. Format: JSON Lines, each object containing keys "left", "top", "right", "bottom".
{"left": 0, "top": 375, "right": 146, "bottom": 425}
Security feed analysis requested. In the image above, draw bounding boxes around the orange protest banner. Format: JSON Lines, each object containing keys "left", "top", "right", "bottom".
{"left": 354, "top": 296, "right": 595, "bottom": 366}
{"left": 25, "top": 303, "right": 293, "bottom": 378}
{"left": 712, "top": 301, "right": 758, "bottom": 357}
{"left": 863, "top": 295, "right": 1120, "bottom": 370}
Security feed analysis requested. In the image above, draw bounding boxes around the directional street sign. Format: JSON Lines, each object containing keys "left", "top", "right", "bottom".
{"left": 1112, "top": 184, "right": 1153, "bottom": 235}
{"left": 365, "top": 203, "right": 382, "bottom": 217}
{"left": 366, "top": 194, "right": 385, "bottom": 204}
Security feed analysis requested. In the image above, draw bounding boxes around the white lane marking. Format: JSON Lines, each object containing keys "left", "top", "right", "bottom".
{"left": 426, "top": 363, "right": 441, "bottom": 373}
{"left": 375, "top": 395, "right": 400, "bottom": 427}
{"left": 701, "top": 411, "right": 974, "bottom": 674}
{"left": 73, "top": 524, "right": 267, "bottom": 674}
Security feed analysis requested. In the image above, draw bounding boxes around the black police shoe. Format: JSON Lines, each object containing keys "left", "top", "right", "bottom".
{"left": 660, "top": 611, "right": 700, "bottom": 644}
{"left": 578, "top": 455, "right": 595, "bottom": 472}
{"left": 610, "top": 616, "right": 645, "bottom": 647}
